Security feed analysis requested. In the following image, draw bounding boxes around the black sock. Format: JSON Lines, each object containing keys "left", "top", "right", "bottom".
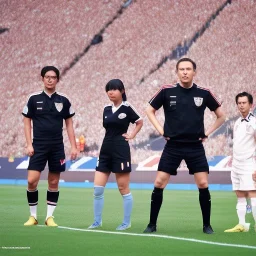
{"left": 149, "top": 187, "right": 163, "bottom": 225}
{"left": 199, "top": 187, "right": 211, "bottom": 226}
{"left": 27, "top": 189, "right": 38, "bottom": 206}
{"left": 47, "top": 190, "right": 59, "bottom": 206}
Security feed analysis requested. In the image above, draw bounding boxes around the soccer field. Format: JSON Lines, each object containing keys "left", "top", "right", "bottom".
{"left": 0, "top": 184, "right": 255, "bottom": 256}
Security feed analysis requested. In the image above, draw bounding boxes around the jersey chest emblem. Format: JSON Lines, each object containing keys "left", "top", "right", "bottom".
{"left": 194, "top": 97, "right": 203, "bottom": 107}
{"left": 55, "top": 102, "right": 63, "bottom": 112}
{"left": 118, "top": 113, "right": 127, "bottom": 119}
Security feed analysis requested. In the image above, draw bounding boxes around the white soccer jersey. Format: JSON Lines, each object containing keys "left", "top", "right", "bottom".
{"left": 233, "top": 112, "right": 256, "bottom": 162}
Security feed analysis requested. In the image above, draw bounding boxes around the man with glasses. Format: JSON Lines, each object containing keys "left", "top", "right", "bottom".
{"left": 22, "top": 66, "right": 77, "bottom": 227}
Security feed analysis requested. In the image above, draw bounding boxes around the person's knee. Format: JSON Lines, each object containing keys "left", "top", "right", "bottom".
{"left": 197, "top": 179, "right": 208, "bottom": 188}
{"left": 94, "top": 186, "right": 104, "bottom": 197}
{"left": 154, "top": 178, "right": 166, "bottom": 188}
{"left": 27, "top": 178, "right": 38, "bottom": 190}
{"left": 118, "top": 184, "right": 129, "bottom": 195}
{"left": 48, "top": 178, "right": 59, "bottom": 189}
{"left": 196, "top": 177, "right": 208, "bottom": 188}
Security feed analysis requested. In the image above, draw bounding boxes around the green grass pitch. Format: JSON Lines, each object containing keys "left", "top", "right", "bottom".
{"left": 0, "top": 184, "right": 255, "bottom": 256}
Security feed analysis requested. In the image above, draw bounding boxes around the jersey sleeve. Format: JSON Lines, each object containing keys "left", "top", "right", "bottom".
{"left": 148, "top": 87, "right": 164, "bottom": 110}
{"left": 128, "top": 104, "right": 142, "bottom": 124}
{"left": 63, "top": 98, "right": 75, "bottom": 119}
{"left": 251, "top": 117, "right": 256, "bottom": 139}
{"left": 206, "top": 90, "right": 221, "bottom": 111}
{"left": 22, "top": 96, "right": 34, "bottom": 118}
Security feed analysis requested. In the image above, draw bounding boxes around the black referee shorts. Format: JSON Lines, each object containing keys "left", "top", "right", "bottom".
{"left": 158, "top": 141, "right": 209, "bottom": 175}
{"left": 96, "top": 140, "right": 131, "bottom": 173}
{"left": 28, "top": 142, "right": 66, "bottom": 172}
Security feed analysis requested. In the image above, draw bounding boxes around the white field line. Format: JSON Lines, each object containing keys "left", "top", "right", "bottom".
{"left": 43, "top": 225, "right": 256, "bottom": 250}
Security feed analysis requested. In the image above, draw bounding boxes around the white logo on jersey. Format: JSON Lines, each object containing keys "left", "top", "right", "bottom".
{"left": 55, "top": 103, "right": 63, "bottom": 112}
{"left": 118, "top": 113, "right": 127, "bottom": 119}
{"left": 194, "top": 97, "right": 203, "bottom": 107}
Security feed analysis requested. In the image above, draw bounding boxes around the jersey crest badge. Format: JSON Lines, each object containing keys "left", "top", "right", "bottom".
{"left": 118, "top": 113, "right": 127, "bottom": 119}
{"left": 55, "top": 102, "right": 63, "bottom": 112}
{"left": 194, "top": 97, "right": 203, "bottom": 107}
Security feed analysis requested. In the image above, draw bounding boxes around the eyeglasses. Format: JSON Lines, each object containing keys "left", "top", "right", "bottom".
{"left": 44, "top": 75, "right": 57, "bottom": 80}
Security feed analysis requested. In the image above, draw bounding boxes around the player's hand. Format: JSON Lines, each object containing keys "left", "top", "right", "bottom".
{"left": 70, "top": 146, "right": 77, "bottom": 160}
{"left": 164, "top": 136, "right": 170, "bottom": 141}
{"left": 122, "top": 133, "right": 133, "bottom": 141}
{"left": 26, "top": 145, "right": 34, "bottom": 157}
{"left": 252, "top": 171, "right": 256, "bottom": 182}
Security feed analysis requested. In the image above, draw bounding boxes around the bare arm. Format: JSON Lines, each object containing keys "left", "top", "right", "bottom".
{"left": 65, "top": 117, "right": 77, "bottom": 160}
{"left": 122, "top": 119, "right": 143, "bottom": 141}
{"left": 24, "top": 117, "right": 34, "bottom": 156}
{"left": 205, "top": 106, "right": 226, "bottom": 137}
{"left": 146, "top": 105, "right": 164, "bottom": 136}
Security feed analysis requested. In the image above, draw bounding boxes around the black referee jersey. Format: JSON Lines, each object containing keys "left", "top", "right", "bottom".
{"left": 102, "top": 101, "right": 141, "bottom": 141}
{"left": 22, "top": 91, "right": 75, "bottom": 144}
{"left": 149, "top": 83, "right": 221, "bottom": 143}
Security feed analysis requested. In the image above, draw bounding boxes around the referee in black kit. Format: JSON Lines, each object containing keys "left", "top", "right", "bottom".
{"left": 143, "top": 58, "right": 226, "bottom": 234}
{"left": 22, "top": 66, "right": 77, "bottom": 227}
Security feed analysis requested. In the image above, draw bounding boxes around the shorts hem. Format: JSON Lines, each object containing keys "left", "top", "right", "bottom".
{"left": 189, "top": 170, "right": 209, "bottom": 175}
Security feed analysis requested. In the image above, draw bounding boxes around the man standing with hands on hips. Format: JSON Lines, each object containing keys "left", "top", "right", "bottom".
{"left": 143, "top": 58, "right": 226, "bottom": 234}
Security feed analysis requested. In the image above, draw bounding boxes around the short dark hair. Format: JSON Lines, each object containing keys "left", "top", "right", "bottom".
{"left": 176, "top": 58, "right": 196, "bottom": 71}
{"left": 235, "top": 92, "right": 253, "bottom": 105}
{"left": 41, "top": 66, "right": 60, "bottom": 80}
{"left": 105, "top": 79, "right": 127, "bottom": 101}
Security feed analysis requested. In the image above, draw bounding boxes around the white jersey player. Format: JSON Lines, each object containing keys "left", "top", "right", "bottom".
{"left": 225, "top": 92, "right": 256, "bottom": 233}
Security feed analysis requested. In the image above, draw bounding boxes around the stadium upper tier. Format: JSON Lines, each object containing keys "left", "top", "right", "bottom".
{"left": 1, "top": 0, "right": 255, "bottom": 161}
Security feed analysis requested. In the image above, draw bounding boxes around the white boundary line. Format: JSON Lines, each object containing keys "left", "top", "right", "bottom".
{"left": 51, "top": 226, "right": 256, "bottom": 250}
{"left": 1, "top": 247, "right": 30, "bottom": 250}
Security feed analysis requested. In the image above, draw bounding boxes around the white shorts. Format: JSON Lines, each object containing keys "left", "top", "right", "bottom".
{"left": 231, "top": 164, "right": 256, "bottom": 191}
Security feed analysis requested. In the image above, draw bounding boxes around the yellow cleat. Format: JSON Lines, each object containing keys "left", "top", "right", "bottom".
{"left": 45, "top": 216, "right": 58, "bottom": 227}
{"left": 24, "top": 216, "right": 38, "bottom": 226}
{"left": 224, "top": 223, "right": 250, "bottom": 232}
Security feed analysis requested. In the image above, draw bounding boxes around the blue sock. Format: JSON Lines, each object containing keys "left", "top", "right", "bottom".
{"left": 94, "top": 186, "right": 104, "bottom": 223}
{"left": 122, "top": 193, "right": 133, "bottom": 225}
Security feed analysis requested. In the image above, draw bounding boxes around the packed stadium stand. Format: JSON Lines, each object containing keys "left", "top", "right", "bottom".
{"left": 1, "top": 0, "right": 256, "bottom": 163}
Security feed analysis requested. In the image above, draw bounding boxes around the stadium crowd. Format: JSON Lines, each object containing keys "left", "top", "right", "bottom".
{"left": 1, "top": 0, "right": 256, "bottom": 163}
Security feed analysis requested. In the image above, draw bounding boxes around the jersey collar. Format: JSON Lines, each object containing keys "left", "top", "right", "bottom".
{"left": 240, "top": 112, "right": 254, "bottom": 122}
{"left": 112, "top": 101, "right": 125, "bottom": 113}
{"left": 43, "top": 90, "right": 56, "bottom": 98}
{"left": 177, "top": 82, "right": 195, "bottom": 89}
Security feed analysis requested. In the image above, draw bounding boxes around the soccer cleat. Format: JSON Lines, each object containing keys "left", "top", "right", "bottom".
{"left": 203, "top": 225, "right": 214, "bottom": 234}
{"left": 45, "top": 216, "right": 58, "bottom": 227}
{"left": 143, "top": 224, "right": 157, "bottom": 233}
{"left": 24, "top": 216, "right": 38, "bottom": 226}
{"left": 116, "top": 223, "right": 131, "bottom": 231}
{"left": 88, "top": 221, "right": 102, "bottom": 229}
{"left": 224, "top": 223, "right": 250, "bottom": 233}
